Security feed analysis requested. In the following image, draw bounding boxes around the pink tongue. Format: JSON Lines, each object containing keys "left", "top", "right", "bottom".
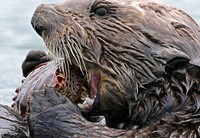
{"left": 90, "top": 72, "right": 101, "bottom": 99}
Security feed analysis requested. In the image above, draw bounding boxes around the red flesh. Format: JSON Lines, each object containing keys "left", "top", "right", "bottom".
{"left": 90, "top": 72, "right": 101, "bottom": 99}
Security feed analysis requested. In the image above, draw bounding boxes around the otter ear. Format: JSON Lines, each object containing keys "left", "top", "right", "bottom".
{"left": 165, "top": 57, "right": 189, "bottom": 73}
{"left": 157, "top": 47, "right": 190, "bottom": 73}
{"left": 187, "top": 60, "right": 200, "bottom": 79}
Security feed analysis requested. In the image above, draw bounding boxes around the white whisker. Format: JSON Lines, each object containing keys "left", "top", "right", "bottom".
{"left": 45, "top": 32, "right": 87, "bottom": 81}
{"left": 70, "top": 36, "right": 87, "bottom": 76}
{"left": 71, "top": 40, "right": 83, "bottom": 72}
{"left": 67, "top": 38, "right": 79, "bottom": 61}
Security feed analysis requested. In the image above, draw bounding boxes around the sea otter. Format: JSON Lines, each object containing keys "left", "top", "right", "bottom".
{"left": 13, "top": 0, "right": 200, "bottom": 137}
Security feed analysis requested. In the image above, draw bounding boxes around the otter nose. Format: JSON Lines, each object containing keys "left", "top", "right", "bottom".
{"left": 31, "top": 4, "right": 52, "bottom": 36}
{"left": 31, "top": 18, "right": 46, "bottom": 36}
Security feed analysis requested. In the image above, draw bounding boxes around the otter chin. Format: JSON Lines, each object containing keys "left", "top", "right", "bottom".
{"left": 31, "top": 0, "right": 200, "bottom": 133}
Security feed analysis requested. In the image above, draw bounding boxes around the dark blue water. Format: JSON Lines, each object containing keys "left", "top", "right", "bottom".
{"left": 0, "top": 0, "right": 199, "bottom": 105}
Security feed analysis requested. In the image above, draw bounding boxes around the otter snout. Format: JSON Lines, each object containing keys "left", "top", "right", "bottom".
{"left": 31, "top": 3, "right": 79, "bottom": 42}
{"left": 31, "top": 4, "right": 50, "bottom": 36}
{"left": 31, "top": 4, "right": 63, "bottom": 38}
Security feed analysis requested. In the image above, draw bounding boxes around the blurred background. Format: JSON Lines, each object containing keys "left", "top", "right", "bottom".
{"left": 0, "top": 0, "right": 200, "bottom": 105}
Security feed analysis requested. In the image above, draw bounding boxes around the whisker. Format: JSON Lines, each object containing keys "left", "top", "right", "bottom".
{"left": 62, "top": 42, "right": 72, "bottom": 65}
{"left": 64, "top": 56, "right": 70, "bottom": 88}
{"left": 70, "top": 36, "right": 87, "bottom": 76}
{"left": 70, "top": 39, "right": 83, "bottom": 72}
{"left": 45, "top": 33, "right": 87, "bottom": 83}
{"left": 70, "top": 35, "right": 82, "bottom": 50}
{"left": 66, "top": 37, "right": 80, "bottom": 67}
{"left": 60, "top": 49, "right": 66, "bottom": 73}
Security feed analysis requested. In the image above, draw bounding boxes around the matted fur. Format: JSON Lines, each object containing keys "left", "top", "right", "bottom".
{"left": 29, "top": 0, "right": 200, "bottom": 136}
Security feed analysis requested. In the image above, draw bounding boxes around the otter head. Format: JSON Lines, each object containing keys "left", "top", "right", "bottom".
{"left": 31, "top": 0, "right": 200, "bottom": 128}
{"left": 31, "top": 0, "right": 138, "bottom": 127}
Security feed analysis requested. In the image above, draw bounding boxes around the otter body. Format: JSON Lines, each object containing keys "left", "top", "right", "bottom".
{"left": 14, "top": 0, "right": 200, "bottom": 137}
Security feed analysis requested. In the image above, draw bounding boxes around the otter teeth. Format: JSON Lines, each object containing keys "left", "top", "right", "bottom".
{"left": 77, "top": 97, "right": 94, "bottom": 109}
{"left": 85, "top": 97, "right": 94, "bottom": 105}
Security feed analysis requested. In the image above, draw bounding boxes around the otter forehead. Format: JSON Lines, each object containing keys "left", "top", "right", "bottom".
{"left": 54, "top": 0, "right": 94, "bottom": 12}
{"left": 60, "top": 0, "right": 139, "bottom": 7}
{"left": 52, "top": 0, "right": 144, "bottom": 15}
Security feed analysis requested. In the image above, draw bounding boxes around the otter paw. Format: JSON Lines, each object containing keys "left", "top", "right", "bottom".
{"left": 22, "top": 50, "right": 52, "bottom": 77}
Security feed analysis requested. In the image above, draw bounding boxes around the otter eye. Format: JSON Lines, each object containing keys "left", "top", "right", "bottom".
{"left": 94, "top": 7, "right": 108, "bottom": 16}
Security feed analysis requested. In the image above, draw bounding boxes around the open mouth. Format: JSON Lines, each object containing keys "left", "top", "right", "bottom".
{"left": 77, "top": 71, "right": 101, "bottom": 112}
{"left": 55, "top": 61, "right": 101, "bottom": 113}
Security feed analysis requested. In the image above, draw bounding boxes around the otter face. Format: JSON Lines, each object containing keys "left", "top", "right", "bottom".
{"left": 31, "top": 0, "right": 139, "bottom": 126}
{"left": 31, "top": 0, "right": 200, "bottom": 127}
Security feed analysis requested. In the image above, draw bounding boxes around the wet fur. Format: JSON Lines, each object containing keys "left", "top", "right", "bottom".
{"left": 31, "top": 0, "right": 200, "bottom": 136}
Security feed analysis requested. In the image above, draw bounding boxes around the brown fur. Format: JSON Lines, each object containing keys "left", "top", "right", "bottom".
{"left": 30, "top": 0, "right": 200, "bottom": 136}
